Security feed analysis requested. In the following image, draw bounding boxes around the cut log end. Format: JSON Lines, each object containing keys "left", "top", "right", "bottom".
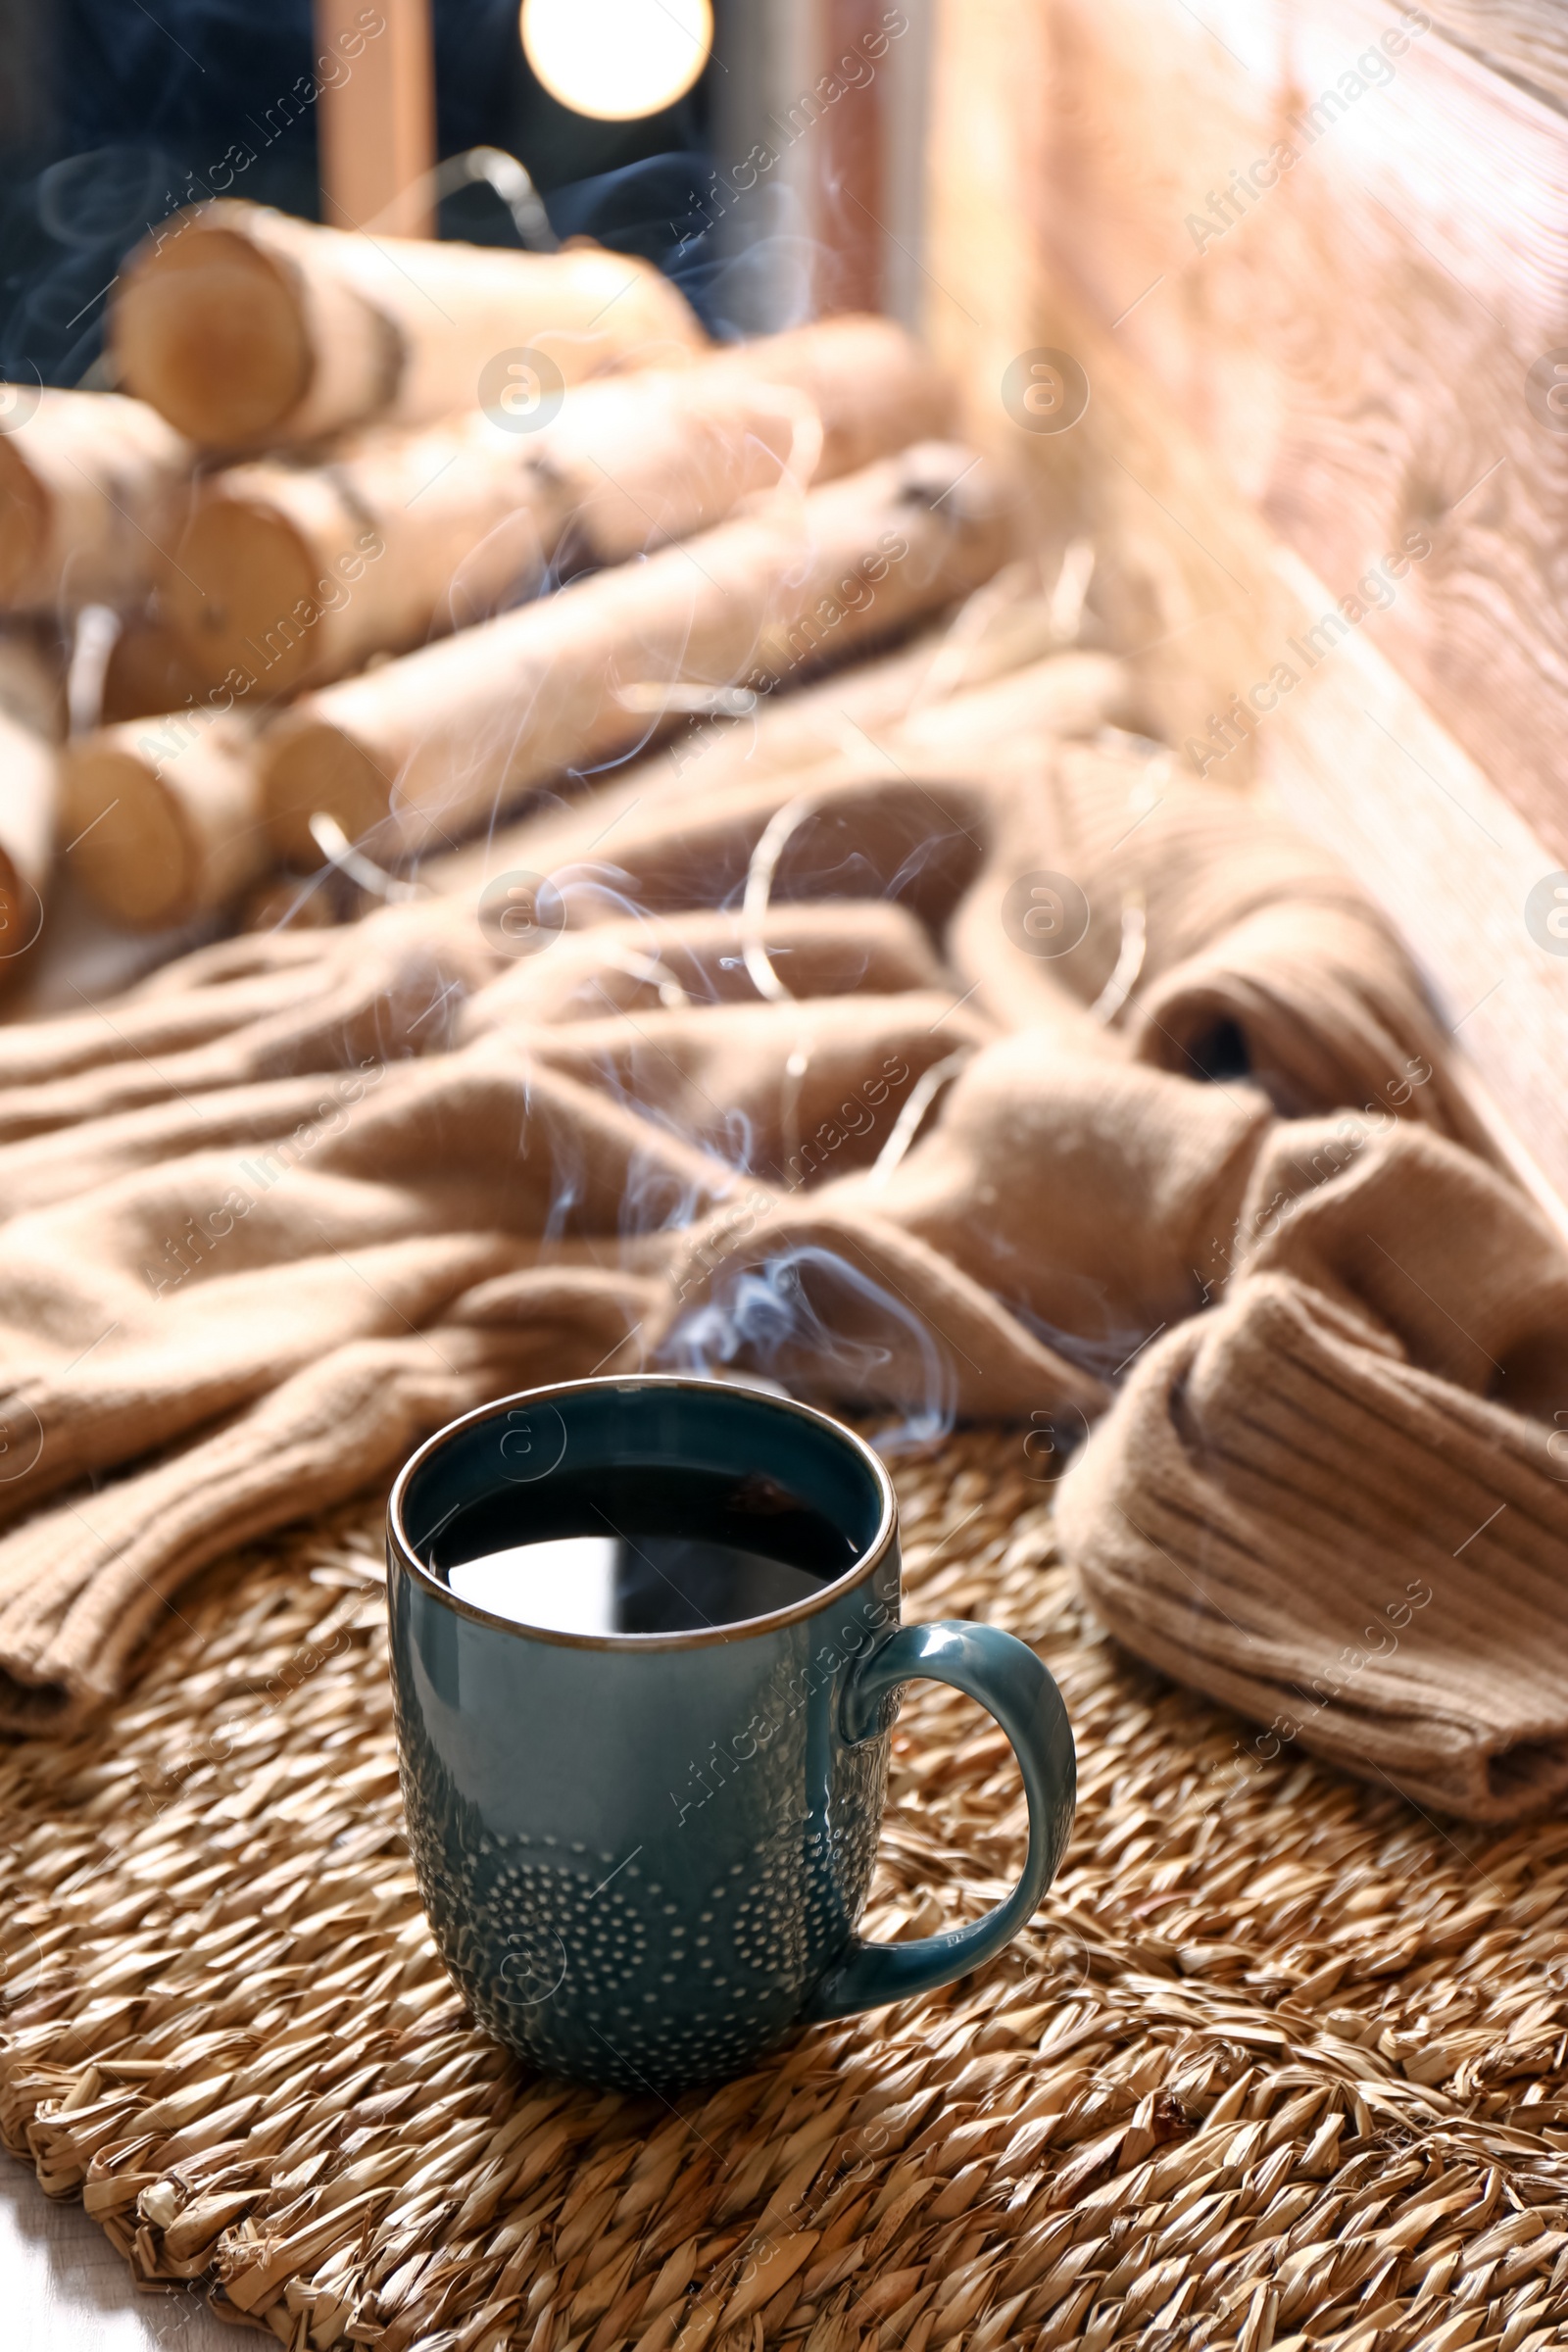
{"left": 60, "top": 745, "right": 197, "bottom": 928}
{"left": 0, "top": 701, "right": 55, "bottom": 979}
{"left": 63, "top": 718, "right": 270, "bottom": 928}
{"left": 260, "top": 720, "right": 393, "bottom": 865}
{"left": 112, "top": 225, "right": 310, "bottom": 447}
{"left": 163, "top": 500, "right": 319, "bottom": 696}
{"left": 0, "top": 431, "right": 48, "bottom": 608}
{"left": 101, "top": 622, "right": 205, "bottom": 725}
{"left": 0, "top": 848, "right": 34, "bottom": 965}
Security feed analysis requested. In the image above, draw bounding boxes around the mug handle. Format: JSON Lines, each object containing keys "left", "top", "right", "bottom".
{"left": 802, "top": 1621, "right": 1076, "bottom": 2021}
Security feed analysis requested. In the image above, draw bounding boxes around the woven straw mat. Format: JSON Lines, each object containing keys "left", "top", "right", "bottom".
{"left": 1, "top": 1426, "right": 1566, "bottom": 2352}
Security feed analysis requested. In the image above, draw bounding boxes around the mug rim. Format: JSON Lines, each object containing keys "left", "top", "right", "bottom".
{"left": 387, "top": 1374, "right": 900, "bottom": 1652}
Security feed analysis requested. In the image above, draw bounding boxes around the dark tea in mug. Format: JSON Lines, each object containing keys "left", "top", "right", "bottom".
{"left": 427, "top": 1461, "right": 861, "bottom": 1636}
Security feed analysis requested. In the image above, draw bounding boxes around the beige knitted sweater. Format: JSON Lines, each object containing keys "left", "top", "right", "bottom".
{"left": 0, "top": 653, "right": 1557, "bottom": 1822}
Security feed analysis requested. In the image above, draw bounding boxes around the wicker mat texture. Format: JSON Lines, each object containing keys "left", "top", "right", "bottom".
{"left": 1, "top": 1428, "right": 1567, "bottom": 2352}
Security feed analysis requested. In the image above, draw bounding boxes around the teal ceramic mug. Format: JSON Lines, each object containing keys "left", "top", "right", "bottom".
{"left": 388, "top": 1376, "right": 1075, "bottom": 2089}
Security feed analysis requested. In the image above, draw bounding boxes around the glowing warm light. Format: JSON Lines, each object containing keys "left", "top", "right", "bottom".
{"left": 520, "top": 0, "right": 713, "bottom": 122}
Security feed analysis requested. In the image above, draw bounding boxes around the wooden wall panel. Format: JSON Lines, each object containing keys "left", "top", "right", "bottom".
{"left": 1416, "top": 1, "right": 1568, "bottom": 108}
{"left": 924, "top": 0, "right": 1568, "bottom": 1201}
{"left": 1268, "top": 540, "right": 1568, "bottom": 1226}
{"left": 1034, "top": 0, "right": 1568, "bottom": 866}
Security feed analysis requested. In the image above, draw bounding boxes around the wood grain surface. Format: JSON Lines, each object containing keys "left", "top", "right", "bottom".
{"left": 1417, "top": 0, "right": 1568, "bottom": 109}
{"left": 1029, "top": 0, "right": 1568, "bottom": 868}
{"left": 924, "top": 0, "right": 1568, "bottom": 1203}
{"left": 0, "top": 2161, "right": 228, "bottom": 2351}
{"left": 1267, "top": 540, "right": 1568, "bottom": 1230}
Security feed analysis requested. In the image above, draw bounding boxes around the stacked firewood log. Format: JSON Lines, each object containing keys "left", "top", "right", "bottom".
{"left": 0, "top": 198, "right": 1013, "bottom": 959}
